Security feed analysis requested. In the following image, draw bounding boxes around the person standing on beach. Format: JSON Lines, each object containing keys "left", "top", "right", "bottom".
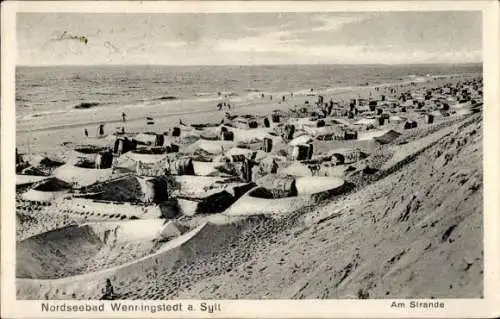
{"left": 122, "top": 112, "right": 126, "bottom": 122}
{"left": 98, "top": 124, "right": 104, "bottom": 137}
{"left": 101, "top": 279, "right": 115, "bottom": 300}
{"left": 84, "top": 129, "right": 88, "bottom": 137}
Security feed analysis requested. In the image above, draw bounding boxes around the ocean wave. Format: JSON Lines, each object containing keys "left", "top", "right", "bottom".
{"left": 219, "top": 92, "right": 238, "bottom": 97}
{"left": 21, "top": 109, "right": 69, "bottom": 120}
{"left": 74, "top": 102, "right": 101, "bottom": 109}
{"left": 95, "top": 92, "right": 119, "bottom": 96}
{"left": 16, "top": 96, "right": 30, "bottom": 102}
{"left": 194, "top": 93, "right": 213, "bottom": 97}
{"left": 151, "top": 81, "right": 172, "bottom": 84}
{"left": 153, "top": 96, "right": 178, "bottom": 101}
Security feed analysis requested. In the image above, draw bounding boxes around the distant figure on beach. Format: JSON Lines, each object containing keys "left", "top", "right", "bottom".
{"left": 270, "top": 95, "right": 273, "bottom": 101}
{"left": 218, "top": 92, "right": 221, "bottom": 97}
{"left": 227, "top": 103, "right": 231, "bottom": 111}
{"left": 282, "top": 96, "right": 286, "bottom": 102}
{"left": 308, "top": 164, "right": 321, "bottom": 176}
{"left": 122, "top": 112, "right": 126, "bottom": 122}
{"left": 310, "top": 88, "right": 314, "bottom": 92}
{"left": 98, "top": 124, "right": 104, "bottom": 137}
{"left": 101, "top": 279, "right": 115, "bottom": 300}
{"left": 261, "top": 93, "right": 265, "bottom": 99}
{"left": 291, "top": 92, "right": 293, "bottom": 97}
{"left": 240, "top": 158, "right": 256, "bottom": 182}
{"left": 84, "top": 129, "right": 88, "bottom": 137}
{"left": 217, "top": 102, "right": 223, "bottom": 111}
{"left": 271, "top": 159, "right": 278, "bottom": 174}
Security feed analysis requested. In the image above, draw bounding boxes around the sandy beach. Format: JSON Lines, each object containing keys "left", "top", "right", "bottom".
{"left": 14, "top": 66, "right": 484, "bottom": 301}
{"left": 17, "top": 75, "right": 457, "bottom": 158}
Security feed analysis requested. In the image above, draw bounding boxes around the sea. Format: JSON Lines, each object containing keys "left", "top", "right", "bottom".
{"left": 16, "top": 64, "right": 482, "bottom": 119}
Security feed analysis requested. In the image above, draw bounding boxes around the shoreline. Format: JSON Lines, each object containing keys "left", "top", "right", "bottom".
{"left": 16, "top": 73, "right": 477, "bottom": 158}
{"left": 16, "top": 73, "right": 469, "bottom": 133}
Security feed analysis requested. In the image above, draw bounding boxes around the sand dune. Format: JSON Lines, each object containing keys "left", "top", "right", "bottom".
{"left": 178, "top": 115, "right": 483, "bottom": 299}
{"left": 223, "top": 177, "right": 345, "bottom": 217}
{"left": 17, "top": 219, "right": 184, "bottom": 281}
{"left": 17, "top": 221, "right": 252, "bottom": 299}
{"left": 15, "top": 74, "right": 483, "bottom": 301}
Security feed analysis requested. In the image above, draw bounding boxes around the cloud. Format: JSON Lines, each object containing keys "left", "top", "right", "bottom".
{"left": 213, "top": 13, "right": 375, "bottom": 55}
{"left": 17, "top": 12, "right": 482, "bottom": 65}
{"left": 310, "top": 14, "right": 371, "bottom": 32}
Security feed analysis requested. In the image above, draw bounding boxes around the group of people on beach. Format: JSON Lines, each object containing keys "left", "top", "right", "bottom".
{"left": 217, "top": 102, "right": 231, "bottom": 112}
{"left": 84, "top": 124, "right": 105, "bottom": 137}
{"left": 84, "top": 112, "right": 128, "bottom": 138}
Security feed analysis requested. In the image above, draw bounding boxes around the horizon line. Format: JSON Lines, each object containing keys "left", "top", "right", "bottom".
{"left": 17, "top": 62, "right": 484, "bottom": 68}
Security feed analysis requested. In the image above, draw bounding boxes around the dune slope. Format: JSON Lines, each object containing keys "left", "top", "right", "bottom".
{"left": 17, "top": 115, "right": 483, "bottom": 299}
{"left": 179, "top": 115, "right": 483, "bottom": 299}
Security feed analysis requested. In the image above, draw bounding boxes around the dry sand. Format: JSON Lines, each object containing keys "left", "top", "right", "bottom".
{"left": 16, "top": 114, "right": 482, "bottom": 299}
{"left": 15, "top": 74, "right": 482, "bottom": 300}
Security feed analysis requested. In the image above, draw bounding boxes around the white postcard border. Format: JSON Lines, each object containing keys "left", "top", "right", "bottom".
{"left": 2, "top": 1, "right": 499, "bottom": 318}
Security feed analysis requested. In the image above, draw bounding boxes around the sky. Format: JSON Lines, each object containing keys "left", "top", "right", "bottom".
{"left": 17, "top": 11, "right": 482, "bottom": 66}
